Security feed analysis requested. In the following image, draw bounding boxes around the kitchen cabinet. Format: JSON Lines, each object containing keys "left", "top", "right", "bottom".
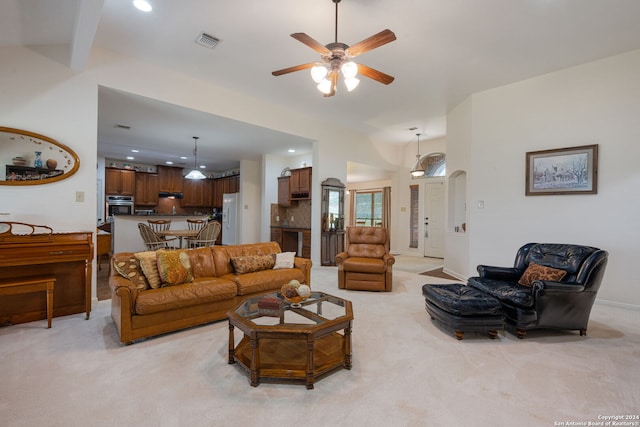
{"left": 211, "top": 175, "right": 240, "bottom": 208}
{"left": 277, "top": 177, "right": 290, "bottom": 207}
{"left": 135, "top": 173, "right": 158, "bottom": 206}
{"left": 290, "top": 167, "right": 311, "bottom": 200}
{"left": 157, "top": 165, "right": 183, "bottom": 193}
{"left": 225, "top": 174, "right": 240, "bottom": 193}
{"left": 182, "top": 178, "right": 207, "bottom": 207}
{"left": 105, "top": 168, "right": 135, "bottom": 196}
{"left": 270, "top": 227, "right": 282, "bottom": 249}
{"left": 214, "top": 179, "right": 224, "bottom": 208}
{"left": 302, "top": 229, "right": 311, "bottom": 259}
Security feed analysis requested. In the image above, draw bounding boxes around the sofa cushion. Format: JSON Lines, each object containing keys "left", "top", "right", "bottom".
{"left": 233, "top": 268, "right": 306, "bottom": 296}
{"left": 113, "top": 255, "right": 149, "bottom": 291}
{"left": 467, "top": 277, "right": 534, "bottom": 308}
{"left": 212, "top": 242, "right": 282, "bottom": 276}
{"left": 135, "top": 251, "right": 162, "bottom": 289}
{"left": 518, "top": 262, "right": 567, "bottom": 286}
{"left": 273, "top": 252, "right": 295, "bottom": 269}
{"left": 231, "top": 254, "right": 276, "bottom": 274}
{"left": 156, "top": 249, "right": 193, "bottom": 286}
{"left": 134, "top": 278, "right": 237, "bottom": 315}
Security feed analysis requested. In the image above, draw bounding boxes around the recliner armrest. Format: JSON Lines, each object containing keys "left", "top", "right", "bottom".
{"left": 383, "top": 253, "right": 395, "bottom": 266}
{"left": 335, "top": 251, "right": 348, "bottom": 265}
{"left": 477, "top": 265, "right": 521, "bottom": 280}
{"left": 531, "top": 280, "right": 585, "bottom": 292}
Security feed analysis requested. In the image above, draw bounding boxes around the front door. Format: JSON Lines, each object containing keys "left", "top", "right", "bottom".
{"left": 424, "top": 181, "right": 444, "bottom": 258}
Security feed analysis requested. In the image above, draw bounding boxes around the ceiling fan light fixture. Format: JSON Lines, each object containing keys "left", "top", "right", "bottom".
{"left": 344, "top": 77, "right": 360, "bottom": 92}
{"left": 311, "top": 65, "right": 328, "bottom": 83}
{"left": 317, "top": 78, "right": 332, "bottom": 94}
{"left": 341, "top": 61, "right": 358, "bottom": 79}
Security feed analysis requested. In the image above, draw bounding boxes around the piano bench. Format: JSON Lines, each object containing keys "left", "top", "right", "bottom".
{"left": 0, "top": 277, "right": 56, "bottom": 328}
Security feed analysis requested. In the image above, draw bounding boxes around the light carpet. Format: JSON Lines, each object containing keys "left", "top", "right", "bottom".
{"left": 393, "top": 255, "right": 444, "bottom": 274}
{"left": 1, "top": 266, "right": 639, "bottom": 427}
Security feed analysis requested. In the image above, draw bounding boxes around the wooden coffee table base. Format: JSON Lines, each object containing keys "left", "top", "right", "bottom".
{"left": 228, "top": 326, "right": 352, "bottom": 389}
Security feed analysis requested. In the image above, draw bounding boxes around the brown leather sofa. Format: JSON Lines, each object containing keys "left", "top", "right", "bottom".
{"left": 109, "top": 242, "right": 311, "bottom": 344}
{"left": 336, "top": 226, "right": 395, "bottom": 292}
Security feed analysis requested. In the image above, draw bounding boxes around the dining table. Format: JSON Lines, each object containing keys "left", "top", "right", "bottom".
{"left": 155, "top": 229, "right": 199, "bottom": 249}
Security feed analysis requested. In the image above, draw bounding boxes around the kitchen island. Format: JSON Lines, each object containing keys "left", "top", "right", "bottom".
{"left": 112, "top": 215, "right": 209, "bottom": 253}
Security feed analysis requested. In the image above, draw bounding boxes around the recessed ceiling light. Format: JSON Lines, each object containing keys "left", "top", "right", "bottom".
{"left": 131, "top": 149, "right": 139, "bottom": 153}
{"left": 126, "top": 156, "right": 134, "bottom": 160}
{"left": 165, "top": 161, "right": 173, "bottom": 165}
{"left": 288, "top": 149, "right": 295, "bottom": 153}
{"left": 199, "top": 165, "right": 206, "bottom": 169}
{"left": 133, "top": 0, "right": 152, "bottom": 12}
{"left": 180, "top": 156, "right": 188, "bottom": 160}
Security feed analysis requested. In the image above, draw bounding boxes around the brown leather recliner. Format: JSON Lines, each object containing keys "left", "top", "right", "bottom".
{"left": 336, "top": 226, "right": 395, "bottom": 292}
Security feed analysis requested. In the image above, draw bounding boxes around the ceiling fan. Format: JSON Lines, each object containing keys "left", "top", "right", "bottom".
{"left": 272, "top": 0, "right": 396, "bottom": 97}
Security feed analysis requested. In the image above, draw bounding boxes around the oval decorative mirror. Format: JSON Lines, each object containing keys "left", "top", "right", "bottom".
{"left": 0, "top": 127, "right": 80, "bottom": 186}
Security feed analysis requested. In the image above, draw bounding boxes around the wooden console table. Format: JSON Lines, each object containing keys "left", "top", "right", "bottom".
{"left": 0, "top": 222, "right": 93, "bottom": 326}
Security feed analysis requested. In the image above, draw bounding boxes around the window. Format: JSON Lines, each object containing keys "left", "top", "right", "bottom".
{"left": 409, "top": 185, "right": 419, "bottom": 248}
{"left": 354, "top": 190, "right": 383, "bottom": 227}
{"left": 416, "top": 153, "right": 446, "bottom": 177}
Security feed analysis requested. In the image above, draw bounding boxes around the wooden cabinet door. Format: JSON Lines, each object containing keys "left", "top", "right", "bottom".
{"left": 214, "top": 179, "right": 224, "bottom": 208}
{"left": 278, "top": 176, "right": 290, "bottom": 206}
{"left": 302, "top": 230, "right": 311, "bottom": 259}
{"left": 289, "top": 167, "right": 311, "bottom": 200}
{"left": 158, "top": 166, "right": 184, "bottom": 193}
{"left": 298, "top": 167, "right": 311, "bottom": 194}
{"left": 105, "top": 168, "right": 135, "bottom": 196}
{"left": 135, "top": 173, "right": 158, "bottom": 206}
{"left": 182, "top": 178, "right": 206, "bottom": 207}
{"left": 270, "top": 227, "right": 282, "bottom": 249}
{"left": 205, "top": 179, "right": 215, "bottom": 207}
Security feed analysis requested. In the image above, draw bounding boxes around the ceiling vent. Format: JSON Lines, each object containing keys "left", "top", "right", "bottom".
{"left": 114, "top": 124, "right": 131, "bottom": 130}
{"left": 196, "top": 32, "right": 220, "bottom": 49}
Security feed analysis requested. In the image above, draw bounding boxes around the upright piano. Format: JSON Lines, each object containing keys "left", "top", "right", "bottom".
{"left": 0, "top": 222, "right": 93, "bottom": 326}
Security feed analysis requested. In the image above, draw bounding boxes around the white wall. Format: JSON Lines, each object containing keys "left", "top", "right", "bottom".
{"left": 446, "top": 49, "right": 640, "bottom": 307}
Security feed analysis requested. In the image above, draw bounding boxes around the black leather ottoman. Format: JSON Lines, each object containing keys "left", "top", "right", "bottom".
{"left": 422, "top": 283, "right": 504, "bottom": 340}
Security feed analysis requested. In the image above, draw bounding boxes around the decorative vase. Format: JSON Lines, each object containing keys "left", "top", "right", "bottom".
{"left": 46, "top": 159, "right": 58, "bottom": 169}
{"left": 34, "top": 151, "right": 43, "bottom": 168}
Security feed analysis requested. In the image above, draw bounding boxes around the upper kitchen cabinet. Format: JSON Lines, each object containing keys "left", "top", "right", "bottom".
{"left": 105, "top": 168, "right": 135, "bottom": 196}
{"left": 182, "top": 178, "right": 207, "bottom": 207}
{"left": 290, "top": 167, "right": 311, "bottom": 200}
{"left": 135, "top": 173, "right": 159, "bottom": 206}
{"left": 157, "top": 165, "right": 183, "bottom": 193}
{"left": 277, "top": 176, "right": 290, "bottom": 207}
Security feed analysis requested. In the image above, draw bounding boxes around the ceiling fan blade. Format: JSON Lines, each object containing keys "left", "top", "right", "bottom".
{"left": 272, "top": 62, "right": 317, "bottom": 76}
{"left": 357, "top": 63, "right": 395, "bottom": 85}
{"left": 346, "top": 29, "right": 396, "bottom": 57}
{"left": 291, "top": 33, "right": 332, "bottom": 55}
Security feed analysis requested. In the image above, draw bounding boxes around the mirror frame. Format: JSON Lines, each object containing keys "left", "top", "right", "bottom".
{"left": 1, "top": 127, "right": 80, "bottom": 186}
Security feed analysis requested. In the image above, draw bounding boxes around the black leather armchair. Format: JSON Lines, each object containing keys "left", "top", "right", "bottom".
{"left": 467, "top": 243, "right": 608, "bottom": 338}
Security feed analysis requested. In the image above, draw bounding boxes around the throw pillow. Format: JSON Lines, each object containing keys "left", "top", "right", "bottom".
{"left": 231, "top": 254, "right": 276, "bottom": 274}
{"left": 273, "top": 252, "right": 296, "bottom": 270}
{"left": 518, "top": 262, "right": 567, "bottom": 287}
{"left": 156, "top": 249, "right": 193, "bottom": 287}
{"left": 135, "top": 251, "right": 163, "bottom": 289}
{"left": 113, "top": 256, "right": 149, "bottom": 291}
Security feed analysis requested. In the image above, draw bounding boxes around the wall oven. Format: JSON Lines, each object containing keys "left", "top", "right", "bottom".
{"left": 106, "top": 195, "right": 134, "bottom": 216}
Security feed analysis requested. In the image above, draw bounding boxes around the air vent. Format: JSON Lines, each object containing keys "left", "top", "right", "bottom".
{"left": 114, "top": 124, "right": 131, "bottom": 130}
{"left": 196, "top": 32, "right": 220, "bottom": 49}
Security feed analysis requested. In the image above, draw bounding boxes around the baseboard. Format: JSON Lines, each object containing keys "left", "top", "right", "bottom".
{"left": 595, "top": 298, "right": 640, "bottom": 311}
{"left": 442, "top": 268, "right": 467, "bottom": 282}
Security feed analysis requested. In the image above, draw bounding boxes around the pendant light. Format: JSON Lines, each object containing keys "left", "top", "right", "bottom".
{"left": 410, "top": 133, "right": 426, "bottom": 177}
{"left": 185, "top": 136, "right": 207, "bottom": 180}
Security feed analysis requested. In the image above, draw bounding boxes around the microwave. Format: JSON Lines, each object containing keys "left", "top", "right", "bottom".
{"left": 106, "top": 195, "right": 134, "bottom": 216}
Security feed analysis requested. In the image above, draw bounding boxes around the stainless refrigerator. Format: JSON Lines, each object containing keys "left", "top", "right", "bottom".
{"left": 222, "top": 193, "right": 239, "bottom": 245}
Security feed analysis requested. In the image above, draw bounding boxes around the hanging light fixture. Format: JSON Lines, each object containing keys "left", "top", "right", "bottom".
{"left": 185, "top": 136, "right": 207, "bottom": 180}
{"left": 410, "top": 133, "right": 426, "bottom": 177}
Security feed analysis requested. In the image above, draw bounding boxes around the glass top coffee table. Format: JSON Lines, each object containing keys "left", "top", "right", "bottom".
{"left": 227, "top": 291, "right": 353, "bottom": 389}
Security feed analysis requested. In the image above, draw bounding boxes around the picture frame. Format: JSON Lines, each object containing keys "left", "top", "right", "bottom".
{"left": 526, "top": 144, "right": 598, "bottom": 196}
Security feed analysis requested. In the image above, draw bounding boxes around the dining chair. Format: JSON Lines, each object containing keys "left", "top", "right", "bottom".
{"left": 188, "top": 221, "right": 221, "bottom": 248}
{"left": 185, "top": 218, "right": 207, "bottom": 247}
{"left": 147, "top": 219, "right": 178, "bottom": 248}
{"left": 138, "top": 223, "right": 170, "bottom": 251}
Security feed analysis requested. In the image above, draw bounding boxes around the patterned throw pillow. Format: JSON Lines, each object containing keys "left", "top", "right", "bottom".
{"left": 518, "top": 262, "right": 567, "bottom": 287}
{"left": 231, "top": 254, "right": 276, "bottom": 274}
{"left": 135, "top": 251, "right": 163, "bottom": 289}
{"left": 113, "top": 256, "right": 149, "bottom": 291}
{"left": 273, "top": 252, "right": 296, "bottom": 269}
{"left": 156, "top": 249, "right": 193, "bottom": 287}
